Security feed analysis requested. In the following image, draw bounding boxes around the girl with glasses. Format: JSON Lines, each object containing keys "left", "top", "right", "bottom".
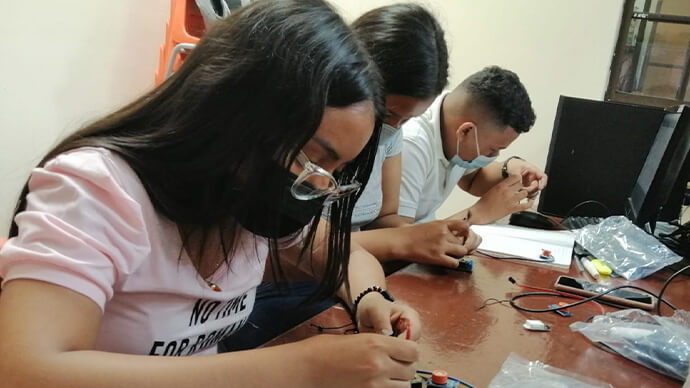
{"left": 219, "top": 3, "right": 478, "bottom": 355}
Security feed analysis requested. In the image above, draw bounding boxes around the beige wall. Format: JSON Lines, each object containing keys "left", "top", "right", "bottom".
{"left": 0, "top": 1, "right": 169, "bottom": 235}
{"left": 0, "top": 0, "right": 623, "bottom": 235}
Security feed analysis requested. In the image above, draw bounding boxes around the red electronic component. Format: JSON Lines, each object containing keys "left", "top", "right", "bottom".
{"left": 431, "top": 369, "right": 448, "bottom": 384}
{"left": 394, "top": 317, "right": 411, "bottom": 340}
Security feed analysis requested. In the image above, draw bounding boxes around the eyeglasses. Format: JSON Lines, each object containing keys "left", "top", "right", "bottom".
{"left": 291, "top": 151, "right": 361, "bottom": 203}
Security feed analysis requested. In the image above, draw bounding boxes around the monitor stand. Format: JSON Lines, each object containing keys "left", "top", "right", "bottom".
{"left": 656, "top": 221, "right": 690, "bottom": 276}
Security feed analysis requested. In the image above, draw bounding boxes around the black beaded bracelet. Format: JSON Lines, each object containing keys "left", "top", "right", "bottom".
{"left": 501, "top": 156, "right": 524, "bottom": 178}
{"left": 353, "top": 286, "right": 395, "bottom": 317}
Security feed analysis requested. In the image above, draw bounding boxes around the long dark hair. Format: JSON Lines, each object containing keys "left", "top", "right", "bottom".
{"left": 352, "top": 3, "right": 448, "bottom": 99}
{"left": 9, "top": 0, "right": 383, "bottom": 299}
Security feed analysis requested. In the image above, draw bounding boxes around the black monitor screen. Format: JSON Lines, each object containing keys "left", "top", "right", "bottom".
{"left": 626, "top": 106, "right": 690, "bottom": 230}
{"left": 538, "top": 96, "right": 666, "bottom": 218}
{"left": 628, "top": 113, "right": 679, "bottom": 215}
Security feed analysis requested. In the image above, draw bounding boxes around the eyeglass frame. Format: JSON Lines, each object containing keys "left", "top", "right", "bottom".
{"left": 291, "top": 151, "right": 361, "bottom": 203}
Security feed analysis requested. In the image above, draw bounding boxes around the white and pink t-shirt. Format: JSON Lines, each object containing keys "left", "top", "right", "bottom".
{"left": 0, "top": 147, "right": 287, "bottom": 356}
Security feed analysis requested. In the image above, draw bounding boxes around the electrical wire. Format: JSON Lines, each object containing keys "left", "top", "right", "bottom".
{"left": 509, "top": 283, "right": 677, "bottom": 314}
{"left": 561, "top": 200, "right": 612, "bottom": 220}
{"left": 310, "top": 317, "right": 415, "bottom": 338}
{"left": 509, "top": 277, "right": 606, "bottom": 314}
{"left": 477, "top": 298, "right": 511, "bottom": 310}
{"left": 510, "top": 291, "right": 603, "bottom": 313}
{"left": 309, "top": 322, "right": 357, "bottom": 334}
{"left": 658, "top": 222, "right": 690, "bottom": 257}
{"left": 656, "top": 264, "right": 690, "bottom": 315}
{"left": 658, "top": 221, "right": 690, "bottom": 239}
{"left": 415, "top": 369, "right": 477, "bottom": 388}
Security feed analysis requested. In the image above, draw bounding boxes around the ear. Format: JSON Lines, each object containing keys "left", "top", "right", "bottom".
{"left": 455, "top": 122, "right": 475, "bottom": 141}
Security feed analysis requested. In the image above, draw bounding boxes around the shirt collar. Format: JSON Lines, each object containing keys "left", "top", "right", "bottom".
{"left": 432, "top": 91, "right": 452, "bottom": 167}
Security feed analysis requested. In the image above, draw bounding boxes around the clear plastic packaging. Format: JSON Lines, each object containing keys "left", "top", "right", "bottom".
{"left": 571, "top": 309, "right": 690, "bottom": 381}
{"left": 487, "top": 352, "right": 612, "bottom": 387}
{"left": 574, "top": 216, "right": 682, "bottom": 280}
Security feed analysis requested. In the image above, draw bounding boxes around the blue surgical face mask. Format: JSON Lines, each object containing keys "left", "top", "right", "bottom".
{"left": 450, "top": 126, "right": 497, "bottom": 169}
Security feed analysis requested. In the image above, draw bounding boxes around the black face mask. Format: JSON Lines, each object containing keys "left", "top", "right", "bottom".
{"left": 232, "top": 163, "right": 327, "bottom": 239}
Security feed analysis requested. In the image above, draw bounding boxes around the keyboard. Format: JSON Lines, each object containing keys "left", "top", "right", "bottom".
{"left": 562, "top": 216, "right": 604, "bottom": 230}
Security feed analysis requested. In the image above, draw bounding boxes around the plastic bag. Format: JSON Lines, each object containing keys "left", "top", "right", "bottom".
{"left": 574, "top": 216, "right": 682, "bottom": 280}
{"left": 487, "top": 352, "right": 612, "bottom": 388}
{"left": 571, "top": 309, "right": 690, "bottom": 381}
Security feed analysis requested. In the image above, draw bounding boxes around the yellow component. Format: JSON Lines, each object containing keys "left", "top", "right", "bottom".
{"left": 590, "top": 259, "right": 612, "bottom": 276}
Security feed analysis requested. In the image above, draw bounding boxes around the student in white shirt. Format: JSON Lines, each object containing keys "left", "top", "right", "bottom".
{"left": 398, "top": 66, "right": 547, "bottom": 228}
{"left": 0, "top": 1, "right": 420, "bottom": 387}
{"left": 347, "top": 4, "right": 481, "bottom": 269}
{"left": 355, "top": 67, "right": 544, "bottom": 270}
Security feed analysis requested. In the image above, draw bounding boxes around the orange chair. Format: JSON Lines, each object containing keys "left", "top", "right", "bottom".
{"left": 154, "top": 0, "right": 205, "bottom": 85}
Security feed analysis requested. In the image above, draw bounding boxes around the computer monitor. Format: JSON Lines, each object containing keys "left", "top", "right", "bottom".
{"left": 625, "top": 105, "right": 690, "bottom": 233}
{"left": 538, "top": 96, "right": 667, "bottom": 218}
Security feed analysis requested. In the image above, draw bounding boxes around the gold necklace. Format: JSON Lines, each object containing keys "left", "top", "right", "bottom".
{"left": 178, "top": 225, "right": 227, "bottom": 292}
{"left": 206, "top": 280, "right": 222, "bottom": 292}
{"left": 203, "top": 259, "right": 225, "bottom": 292}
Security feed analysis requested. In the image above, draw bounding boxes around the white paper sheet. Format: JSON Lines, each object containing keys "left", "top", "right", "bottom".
{"left": 471, "top": 224, "right": 575, "bottom": 267}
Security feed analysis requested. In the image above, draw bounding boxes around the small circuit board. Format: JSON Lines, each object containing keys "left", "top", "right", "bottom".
{"left": 410, "top": 370, "right": 460, "bottom": 387}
